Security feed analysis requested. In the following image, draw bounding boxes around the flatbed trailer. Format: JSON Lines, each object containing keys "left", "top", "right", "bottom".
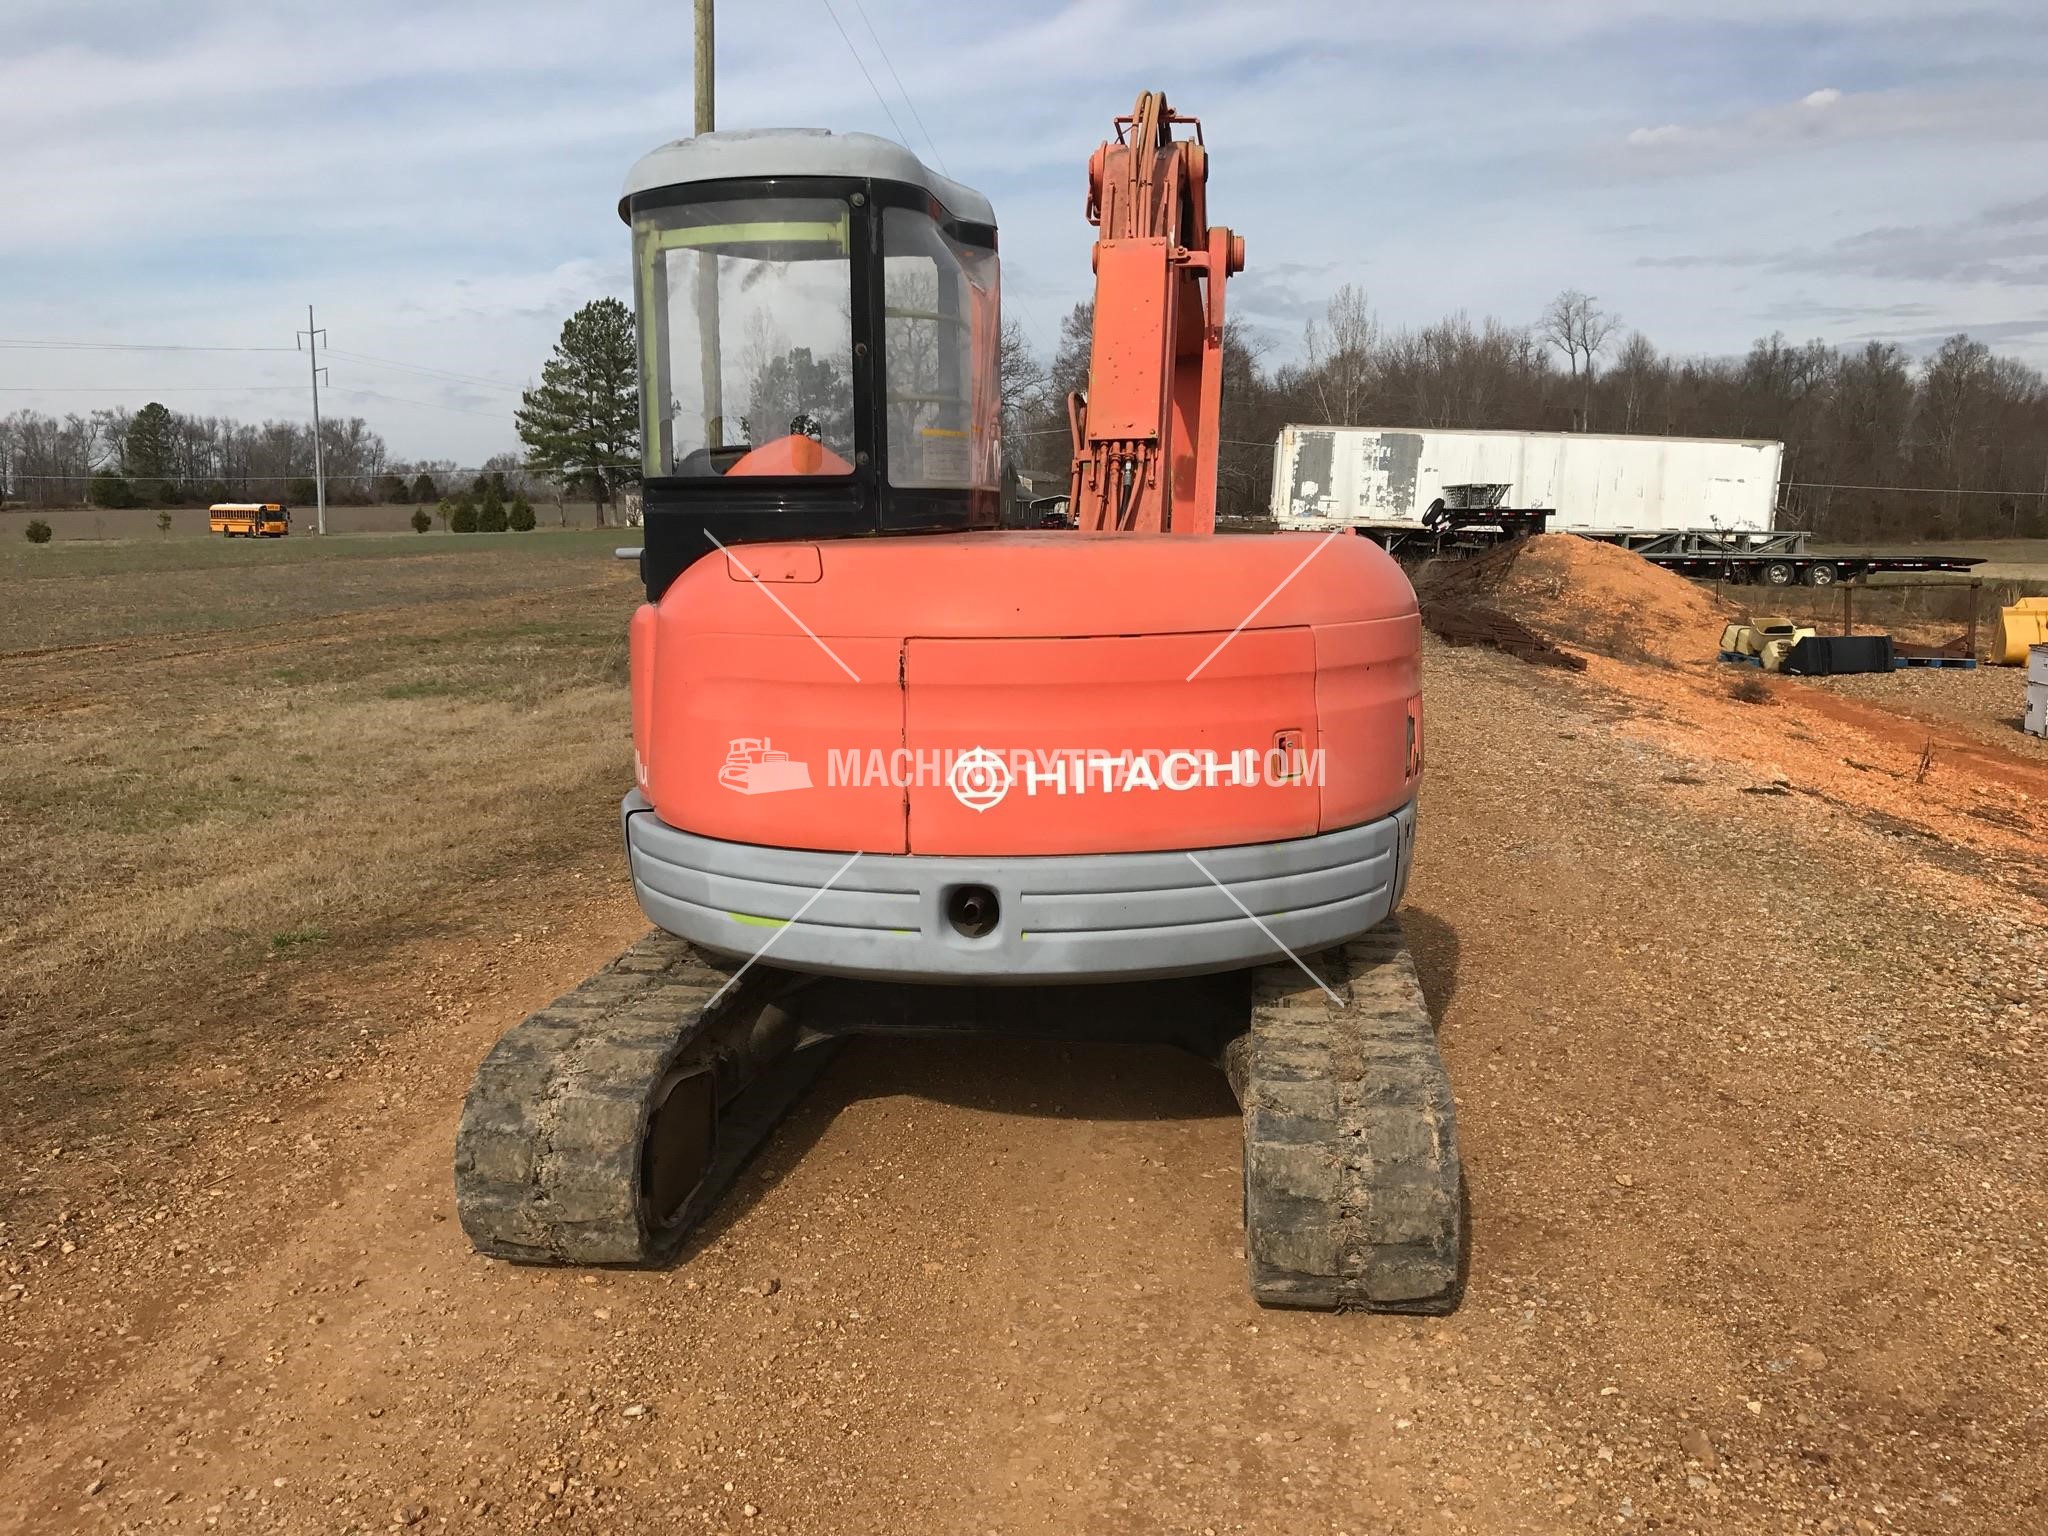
{"left": 1346, "top": 522, "right": 1985, "bottom": 587}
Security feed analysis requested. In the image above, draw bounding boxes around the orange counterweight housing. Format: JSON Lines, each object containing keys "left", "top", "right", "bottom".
{"left": 629, "top": 530, "right": 1421, "bottom": 860}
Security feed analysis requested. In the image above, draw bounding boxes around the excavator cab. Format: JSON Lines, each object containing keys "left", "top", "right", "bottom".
{"left": 624, "top": 130, "right": 1002, "bottom": 601}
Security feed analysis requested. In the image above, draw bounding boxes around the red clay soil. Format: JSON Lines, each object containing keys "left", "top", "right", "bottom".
{"left": 1424, "top": 535, "right": 2048, "bottom": 912}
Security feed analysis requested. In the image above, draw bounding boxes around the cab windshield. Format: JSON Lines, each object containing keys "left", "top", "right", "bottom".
{"left": 634, "top": 196, "right": 855, "bottom": 478}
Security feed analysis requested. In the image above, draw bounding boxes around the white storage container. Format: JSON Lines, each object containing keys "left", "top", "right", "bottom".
{"left": 1270, "top": 424, "right": 1783, "bottom": 534}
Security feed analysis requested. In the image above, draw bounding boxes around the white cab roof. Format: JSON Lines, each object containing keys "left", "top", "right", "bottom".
{"left": 621, "top": 128, "right": 994, "bottom": 227}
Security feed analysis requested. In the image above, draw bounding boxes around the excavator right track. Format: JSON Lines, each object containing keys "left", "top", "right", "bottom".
{"left": 1230, "top": 917, "right": 1464, "bottom": 1312}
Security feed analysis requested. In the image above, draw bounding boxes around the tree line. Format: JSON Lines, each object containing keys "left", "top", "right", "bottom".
{"left": 0, "top": 402, "right": 398, "bottom": 509}
{"left": 0, "top": 400, "right": 576, "bottom": 515}
{"left": 1004, "top": 288, "right": 2048, "bottom": 541}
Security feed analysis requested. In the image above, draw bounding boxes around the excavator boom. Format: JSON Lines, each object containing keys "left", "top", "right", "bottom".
{"left": 1068, "top": 91, "right": 1244, "bottom": 535}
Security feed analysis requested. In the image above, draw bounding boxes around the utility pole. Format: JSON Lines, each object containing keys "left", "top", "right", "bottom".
{"left": 297, "top": 305, "right": 328, "bottom": 534}
{"left": 694, "top": 0, "right": 722, "bottom": 451}
{"left": 694, "top": 0, "right": 714, "bottom": 136}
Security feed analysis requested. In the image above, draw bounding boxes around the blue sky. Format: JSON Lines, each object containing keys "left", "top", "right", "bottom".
{"left": 3, "top": 0, "right": 2045, "bottom": 463}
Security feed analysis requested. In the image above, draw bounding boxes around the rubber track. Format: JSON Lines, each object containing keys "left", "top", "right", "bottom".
{"left": 1236, "top": 917, "right": 1464, "bottom": 1312}
{"left": 454, "top": 930, "right": 819, "bottom": 1265}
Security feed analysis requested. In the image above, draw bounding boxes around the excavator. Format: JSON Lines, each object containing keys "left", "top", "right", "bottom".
{"left": 455, "top": 94, "right": 1464, "bottom": 1312}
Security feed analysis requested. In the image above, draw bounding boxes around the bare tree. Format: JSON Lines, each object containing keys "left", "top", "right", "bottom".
{"left": 1539, "top": 290, "right": 1619, "bottom": 430}
{"left": 1303, "top": 284, "right": 1375, "bottom": 425}
{"left": 997, "top": 318, "right": 1047, "bottom": 467}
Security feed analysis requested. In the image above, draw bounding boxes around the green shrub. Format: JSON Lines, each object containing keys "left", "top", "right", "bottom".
{"left": 412, "top": 472, "right": 438, "bottom": 503}
{"left": 410, "top": 507, "right": 432, "bottom": 533}
{"left": 156, "top": 510, "right": 174, "bottom": 535}
{"left": 508, "top": 495, "right": 536, "bottom": 531}
{"left": 89, "top": 470, "right": 135, "bottom": 508}
{"left": 476, "top": 485, "right": 508, "bottom": 532}
{"left": 450, "top": 497, "right": 478, "bottom": 533}
{"left": 24, "top": 518, "right": 53, "bottom": 544}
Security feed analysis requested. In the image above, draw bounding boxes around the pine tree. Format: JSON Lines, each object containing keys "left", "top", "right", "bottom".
{"left": 476, "top": 482, "right": 508, "bottom": 533}
{"left": 90, "top": 471, "right": 135, "bottom": 509}
{"left": 515, "top": 298, "right": 640, "bottom": 526}
{"left": 125, "top": 402, "right": 176, "bottom": 480}
{"left": 412, "top": 472, "right": 438, "bottom": 503}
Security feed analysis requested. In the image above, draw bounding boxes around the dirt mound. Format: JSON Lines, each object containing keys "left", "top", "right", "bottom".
{"left": 1419, "top": 535, "right": 1732, "bottom": 666}
{"left": 1420, "top": 600, "right": 1587, "bottom": 671}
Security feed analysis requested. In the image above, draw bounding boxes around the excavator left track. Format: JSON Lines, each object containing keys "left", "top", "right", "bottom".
{"left": 454, "top": 932, "right": 837, "bottom": 1265}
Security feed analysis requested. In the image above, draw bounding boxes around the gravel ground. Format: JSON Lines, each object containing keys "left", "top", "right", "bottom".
{"left": 1803, "top": 666, "right": 2046, "bottom": 757}
{"left": 2, "top": 638, "right": 2044, "bottom": 1536}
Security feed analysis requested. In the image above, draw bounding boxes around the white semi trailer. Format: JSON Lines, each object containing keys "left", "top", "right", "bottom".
{"left": 1270, "top": 424, "right": 1785, "bottom": 536}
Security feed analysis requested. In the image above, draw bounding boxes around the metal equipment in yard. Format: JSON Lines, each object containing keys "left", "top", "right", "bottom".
{"left": 1421, "top": 483, "right": 1552, "bottom": 540}
{"left": 454, "top": 94, "right": 1464, "bottom": 1313}
{"left": 2000, "top": 598, "right": 2048, "bottom": 666}
{"left": 1601, "top": 531, "right": 1985, "bottom": 589}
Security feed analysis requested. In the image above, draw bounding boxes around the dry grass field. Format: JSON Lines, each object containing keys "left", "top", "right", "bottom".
{"left": 2, "top": 530, "right": 2045, "bottom": 1535}
{"left": 0, "top": 529, "right": 641, "bottom": 1176}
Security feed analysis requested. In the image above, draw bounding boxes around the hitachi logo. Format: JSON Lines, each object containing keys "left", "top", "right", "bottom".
{"left": 823, "top": 746, "right": 1325, "bottom": 811}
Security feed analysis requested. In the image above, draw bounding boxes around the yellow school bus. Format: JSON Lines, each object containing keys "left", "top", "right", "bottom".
{"left": 209, "top": 503, "right": 291, "bottom": 538}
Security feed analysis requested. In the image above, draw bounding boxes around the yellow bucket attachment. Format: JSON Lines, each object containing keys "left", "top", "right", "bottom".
{"left": 1997, "top": 597, "right": 2048, "bottom": 666}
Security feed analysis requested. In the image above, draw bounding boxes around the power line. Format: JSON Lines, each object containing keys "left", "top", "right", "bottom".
{"left": 325, "top": 348, "right": 524, "bottom": 393}
{"left": 1, "top": 337, "right": 524, "bottom": 393}
{"left": 5, "top": 469, "right": 423, "bottom": 483}
{"left": 6, "top": 460, "right": 645, "bottom": 482}
{"left": 846, "top": 0, "right": 946, "bottom": 173}
{"left": 0, "top": 338, "right": 296, "bottom": 353}
{"left": 325, "top": 387, "right": 510, "bottom": 420}
{"left": 817, "top": 0, "right": 911, "bottom": 148}
{"left": 0, "top": 385, "right": 305, "bottom": 394}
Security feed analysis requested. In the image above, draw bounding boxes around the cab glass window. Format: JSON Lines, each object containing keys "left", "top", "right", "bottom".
{"left": 634, "top": 197, "right": 855, "bottom": 478}
{"left": 881, "top": 207, "right": 999, "bottom": 490}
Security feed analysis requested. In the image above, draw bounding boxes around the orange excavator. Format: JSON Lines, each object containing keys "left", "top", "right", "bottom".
{"left": 455, "top": 93, "right": 1463, "bottom": 1312}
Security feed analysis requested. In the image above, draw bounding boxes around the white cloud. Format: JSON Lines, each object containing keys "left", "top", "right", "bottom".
{"left": 1614, "top": 82, "right": 2048, "bottom": 176}
{"left": 3, "top": 0, "right": 2048, "bottom": 460}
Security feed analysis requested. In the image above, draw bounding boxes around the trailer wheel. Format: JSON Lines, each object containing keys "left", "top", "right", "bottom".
{"left": 1804, "top": 562, "right": 1838, "bottom": 587}
{"left": 1761, "top": 560, "right": 1797, "bottom": 587}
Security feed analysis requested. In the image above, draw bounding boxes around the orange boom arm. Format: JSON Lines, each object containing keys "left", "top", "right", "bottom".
{"left": 1067, "top": 90, "right": 1245, "bottom": 535}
